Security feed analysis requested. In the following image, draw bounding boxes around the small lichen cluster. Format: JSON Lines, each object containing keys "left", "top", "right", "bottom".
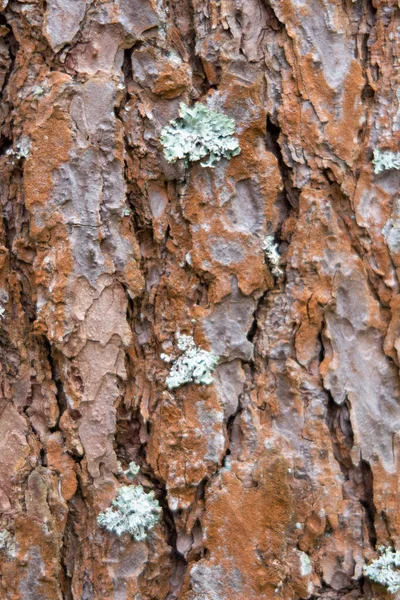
{"left": 97, "top": 485, "right": 162, "bottom": 541}
{"left": 161, "top": 334, "right": 219, "bottom": 390}
{"left": 0, "top": 530, "right": 16, "bottom": 557}
{"left": 117, "top": 461, "right": 140, "bottom": 479}
{"left": 373, "top": 149, "right": 400, "bottom": 174}
{"left": 6, "top": 137, "right": 31, "bottom": 161}
{"left": 262, "top": 235, "right": 283, "bottom": 277}
{"left": 160, "top": 102, "right": 241, "bottom": 168}
{"left": 364, "top": 547, "right": 400, "bottom": 594}
{"left": 32, "top": 85, "right": 44, "bottom": 98}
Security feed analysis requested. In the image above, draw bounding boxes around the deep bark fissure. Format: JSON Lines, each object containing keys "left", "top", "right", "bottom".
{"left": 266, "top": 115, "right": 300, "bottom": 212}
{"left": 325, "top": 370, "right": 378, "bottom": 551}
{"left": 0, "top": 15, "right": 16, "bottom": 127}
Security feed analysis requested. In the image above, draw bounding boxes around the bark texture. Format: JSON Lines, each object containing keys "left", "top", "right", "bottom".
{"left": 0, "top": 0, "right": 398, "bottom": 598}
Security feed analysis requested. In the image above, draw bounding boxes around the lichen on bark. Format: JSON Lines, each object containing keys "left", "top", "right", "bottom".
{"left": 0, "top": 0, "right": 399, "bottom": 599}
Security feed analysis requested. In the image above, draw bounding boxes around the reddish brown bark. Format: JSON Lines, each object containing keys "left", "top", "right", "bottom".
{"left": 0, "top": 1, "right": 399, "bottom": 598}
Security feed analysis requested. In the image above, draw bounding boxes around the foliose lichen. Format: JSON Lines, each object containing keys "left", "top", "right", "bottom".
{"left": 6, "top": 137, "right": 31, "bottom": 161}
{"left": 262, "top": 235, "right": 283, "bottom": 277}
{"left": 0, "top": 529, "right": 16, "bottom": 557}
{"left": 160, "top": 102, "right": 241, "bottom": 168}
{"left": 373, "top": 149, "right": 400, "bottom": 174}
{"left": 161, "top": 334, "right": 219, "bottom": 390}
{"left": 33, "top": 85, "right": 44, "bottom": 98}
{"left": 364, "top": 546, "right": 400, "bottom": 594}
{"left": 117, "top": 460, "right": 140, "bottom": 479}
{"left": 97, "top": 485, "right": 162, "bottom": 541}
{"left": 299, "top": 552, "right": 312, "bottom": 577}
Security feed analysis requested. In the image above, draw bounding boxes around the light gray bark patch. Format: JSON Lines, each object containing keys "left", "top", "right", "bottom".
{"left": 44, "top": 0, "right": 88, "bottom": 52}
{"left": 51, "top": 79, "right": 137, "bottom": 285}
{"left": 323, "top": 276, "right": 400, "bottom": 472}
{"left": 208, "top": 237, "right": 245, "bottom": 266}
{"left": 188, "top": 563, "right": 243, "bottom": 598}
{"left": 269, "top": 0, "right": 353, "bottom": 89}
{"left": 148, "top": 184, "right": 168, "bottom": 219}
{"left": 213, "top": 360, "right": 245, "bottom": 418}
{"left": 196, "top": 402, "right": 225, "bottom": 462}
{"left": 225, "top": 179, "right": 264, "bottom": 234}
{"left": 202, "top": 289, "right": 255, "bottom": 361}
{"left": 19, "top": 547, "right": 48, "bottom": 600}
{"left": 52, "top": 151, "right": 105, "bottom": 284}
{"left": 117, "top": 0, "right": 159, "bottom": 37}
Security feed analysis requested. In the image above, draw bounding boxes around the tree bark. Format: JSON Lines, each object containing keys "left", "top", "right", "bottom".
{"left": 0, "top": 0, "right": 397, "bottom": 598}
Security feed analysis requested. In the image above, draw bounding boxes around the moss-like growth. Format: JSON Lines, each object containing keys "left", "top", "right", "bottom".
{"left": 161, "top": 103, "right": 241, "bottom": 168}
{"left": 373, "top": 149, "right": 400, "bottom": 174}
{"left": 161, "top": 334, "right": 218, "bottom": 389}
{"left": 97, "top": 485, "right": 162, "bottom": 541}
{"left": 364, "top": 547, "right": 400, "bottom": 594}
{"left": 262, "top": 235, "right": 283, "bottom": 277}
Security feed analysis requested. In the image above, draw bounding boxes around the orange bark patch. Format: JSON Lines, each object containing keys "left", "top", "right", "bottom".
{"left": 24, "top": 108, "right": 74, "bottom": 341}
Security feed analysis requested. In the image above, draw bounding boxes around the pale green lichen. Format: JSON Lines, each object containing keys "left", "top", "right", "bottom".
{"left": 373, "top": 149, "right": 400, "bottom": 174}
{"left": 117, "top": 461, "right": 140, "bottom": 479}
{"left": 299, "top": 552, "right": 312, "bottom": 577}
{"left": 262, "top": 235, "right": 283, "bottom": 277}
{"left": 33, "top": 85, "right": 44, "bottom": 98}
{"left": 7, "top": 137, "right": 31, "bottom": 161}
{"left": 160, "top": 102, "right": 241, "bottom": 168}
{"left": 364, "top": 546, "right": 400, "bottom": 594}
{"left": 0, "top": 530, "right": 16, "bottom": 557}
{"left": 162, "top": 334, "right": 219, "bottom": 389}
{"left": 97, "top": 485, "right": 161, "bottom": 541}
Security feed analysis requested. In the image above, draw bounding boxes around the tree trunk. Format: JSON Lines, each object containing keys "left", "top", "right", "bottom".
{"left": 0, "top": 0, "right": 397, "bottom": 598}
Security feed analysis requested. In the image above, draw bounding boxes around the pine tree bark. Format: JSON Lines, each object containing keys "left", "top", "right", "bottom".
{"left": 0, "top": 0, "right": 397, "bottom": 598}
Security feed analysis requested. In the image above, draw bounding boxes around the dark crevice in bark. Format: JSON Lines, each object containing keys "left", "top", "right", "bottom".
{"left": 121, "top": 46, "right": 135, "bottom": 94}
{"left": 354, "top": 0, "right": 377, "bottom": 171}
{"left": 325, "top": 396, "right": 353, "bottom": 478}
{"left": 60, "top": 478, "right": 85, "bottom": 600}
{"left": 266, "top": 115, "right": 300, "bottom": 213}
{"left": 244, "top": 118, "right": 295, "bottom": 366}
{"left": 44, "top": 339, "right": 68, "bottom": 428}
{"left": 166, "top": 0, "right": 212, "bottom": 95}
{"left": 358, "top": 459, "right": 378, "bottom": 548}
{"left": 323, "top": 349, "right": 378, "bottom": 551}
{"left": 0, "top": 17, "right": 22, "bottom": 289}
{"left": 223, "top": 379, "right": 245, "bottom": 458}
{"left": 0, "top": 12, "right": 16, "bottom": 118}
{"left": 246, "top": 290, "right": 269, "bottom": 394}
{"left": 115, "top": 404, "right": 143, "bottom": 469}
{"left": 1, "top": 178, "right": 35, "bottom": 326}
{"left": 354, "top": 0, "right": 377, "bottom": 65}
{"left": 260, "top": 0, "right": 287, "bottom": 31}
{"left": 361, "top": 82, "right": 375, "bottom": 102}
{"left": 137, "top": 441, "right": 188, "bottom": 600}
{"left": 246, "top": 315, "right": 258, "bottom": 345}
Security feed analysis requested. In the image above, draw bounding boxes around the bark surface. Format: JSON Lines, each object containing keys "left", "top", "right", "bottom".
{"left": 0, "top": 0, "right": 398, "bottom": 598}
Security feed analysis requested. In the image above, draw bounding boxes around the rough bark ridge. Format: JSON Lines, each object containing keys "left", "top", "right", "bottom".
{"left": 0, "top": 0, "right": 398, "bottom": 598}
